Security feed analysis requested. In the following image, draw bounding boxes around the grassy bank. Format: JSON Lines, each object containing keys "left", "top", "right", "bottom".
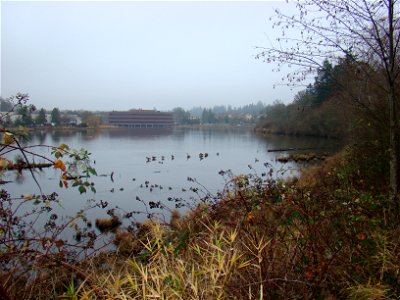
{"left": 2, "top": 147, "right": 399, "bottom": 299}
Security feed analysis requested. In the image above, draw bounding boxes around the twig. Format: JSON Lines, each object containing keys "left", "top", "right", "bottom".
{"left": 0, "top": 281, "right": 12, "bottom": 300}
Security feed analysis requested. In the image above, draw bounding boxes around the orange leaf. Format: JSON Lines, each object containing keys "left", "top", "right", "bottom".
{"left": 304, "top": 270, "right": 313, "bottom": 280}
{"left": 54, "top": 159, "right": 66, "bottom": 171}
{"left": 357, "top": 232, "right": 366, "bottom": 240}
{"left": 247, "top": 212, "right": 254, "bottom": 222}
{"left": 54, "top": 159, "right": 63, "bottom": 169}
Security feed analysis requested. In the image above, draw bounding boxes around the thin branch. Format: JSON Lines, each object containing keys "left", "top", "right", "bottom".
{"left": 13, "top": 138, "right": 43, "bottom": 195}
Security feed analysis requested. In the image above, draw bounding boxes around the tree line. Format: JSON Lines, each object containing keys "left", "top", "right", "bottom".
{"left": 0, "top": 98, "right": 102, "bottom": 128}
{"left": 257, "top": 57, "right": 359, "bottom": 138}
{"left": 172, "top": 101, "right": 267, "bottom": 125}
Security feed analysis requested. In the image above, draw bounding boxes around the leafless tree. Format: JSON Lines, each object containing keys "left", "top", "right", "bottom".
{"left": 257, "top": 0, "right": 400, "bottom": 213}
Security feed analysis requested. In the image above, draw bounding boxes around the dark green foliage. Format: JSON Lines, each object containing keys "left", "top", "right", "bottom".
{"left": 172, "top": 107, "right": 196, "bottom": 125}
{"left": 35, "top": 108, "right": 47, "bottom": 125}
{"left": 172, "top": 102, "right": 266, "bottom": 125}
{"left": 15, "top": 105, "right": 35, "bottom": 127}
{"left": 201, "top": 108, "right": 216, "bottom": 124}
{"left": 51, "top": 107, "right": 61, "bottom": 125}
{"left": 311, "top": 59, "right": 337, "bottom": 106}
{"left": 257, "top": 58, "right": 353, "bottom": 137}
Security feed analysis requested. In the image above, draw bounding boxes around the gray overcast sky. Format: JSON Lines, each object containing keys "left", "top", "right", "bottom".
{"left": 1, "top": 1, "right": 302, "bottom": 111}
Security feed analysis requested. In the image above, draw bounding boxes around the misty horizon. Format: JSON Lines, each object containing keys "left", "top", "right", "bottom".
{"left": 1, "top": 1, "right": 305, "bottom": 111}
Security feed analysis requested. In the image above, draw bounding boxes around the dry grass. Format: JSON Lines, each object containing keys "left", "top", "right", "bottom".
{"left": 76, "top": 220, "right": 255, "bottom": 299}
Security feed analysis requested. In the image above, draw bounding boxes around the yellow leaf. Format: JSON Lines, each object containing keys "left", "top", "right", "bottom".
{"left": 2, "top": 132, "right": 14, "bottom": 145}
{"left": 23, "top": 193, "right": 33, "bottom": 200}
{"left": 0, "top": 158, "right": 10, "bottom": 169}
{"left": 58, "top": 143, "right": 69, "bottom": 151}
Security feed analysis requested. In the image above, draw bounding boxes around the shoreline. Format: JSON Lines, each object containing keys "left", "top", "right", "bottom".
{"left": 6, "top": 123, "right": 257, "bottom": 132}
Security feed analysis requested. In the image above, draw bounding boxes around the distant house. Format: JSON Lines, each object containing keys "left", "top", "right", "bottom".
{"left": 243, "top": 113, "right": 253, "bottom": 121}
{"left": 108, "top": 109, "right": 174, "bottom": 128}
{"left": 68, "top": 114, "right": 82, "bottom": 125}
{"left": 30, "top": 112, "right": 52, "bottom": 125}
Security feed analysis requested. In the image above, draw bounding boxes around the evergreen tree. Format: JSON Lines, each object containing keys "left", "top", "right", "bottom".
{"left": 35, "top": 108, "right": 47, "bottom": 125}
{"left": 51, "top": 108, "right": 61, "bottom": 125}
{"left": 312, "top": 59, "right": 336, "bottom": 105}
{"left": 16, "top": 105, "right": 34, "bottom": 126}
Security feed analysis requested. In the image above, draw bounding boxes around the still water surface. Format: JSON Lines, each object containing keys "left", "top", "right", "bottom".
{"left": 4, "top": 127, "right": 341, "bottom": 223}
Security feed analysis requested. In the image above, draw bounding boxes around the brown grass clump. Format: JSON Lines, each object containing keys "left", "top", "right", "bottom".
{"left": 296, "top": 150, "right": 346, "bottom": 189}
{"left": 113, "top": 220, "right": 155, "bottom": 256}
{"left": 169, "top": 209, "right": 182, "bottom": 229}
{"left": 113, "top": 230, "right": 139, "bottom": 255}
{"left": 277, "top": 153, "right": 326, "bottom": 163}
{"left": 345, "top": 284, "right": 391, "bottom": 300}
{"left": 95, "top": 216, "right": 122, "bottom": 233}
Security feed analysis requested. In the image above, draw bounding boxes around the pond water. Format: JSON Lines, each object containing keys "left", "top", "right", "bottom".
{"left": 3, "top": 127, "right": 342, "bottom": 224}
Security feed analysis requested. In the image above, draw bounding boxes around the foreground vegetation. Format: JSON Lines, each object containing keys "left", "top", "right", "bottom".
{"left": 1, "top": 144, "right": 399, "bottom": 299}
{"left": 78, "top": 152, "right": 400, "bottom": 299}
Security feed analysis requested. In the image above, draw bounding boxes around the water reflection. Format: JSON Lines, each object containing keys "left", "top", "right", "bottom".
{"left": 261, "top": 134, "right": 343, "bottom": 154}
{"left": 33, "top": 130, "right": 48, "bottom": 144}
{"left": 5, "top": 127, "right": 343, "bottom": 225}
{"left": 102, "top": 127, "right": 174, "bottom": 139}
